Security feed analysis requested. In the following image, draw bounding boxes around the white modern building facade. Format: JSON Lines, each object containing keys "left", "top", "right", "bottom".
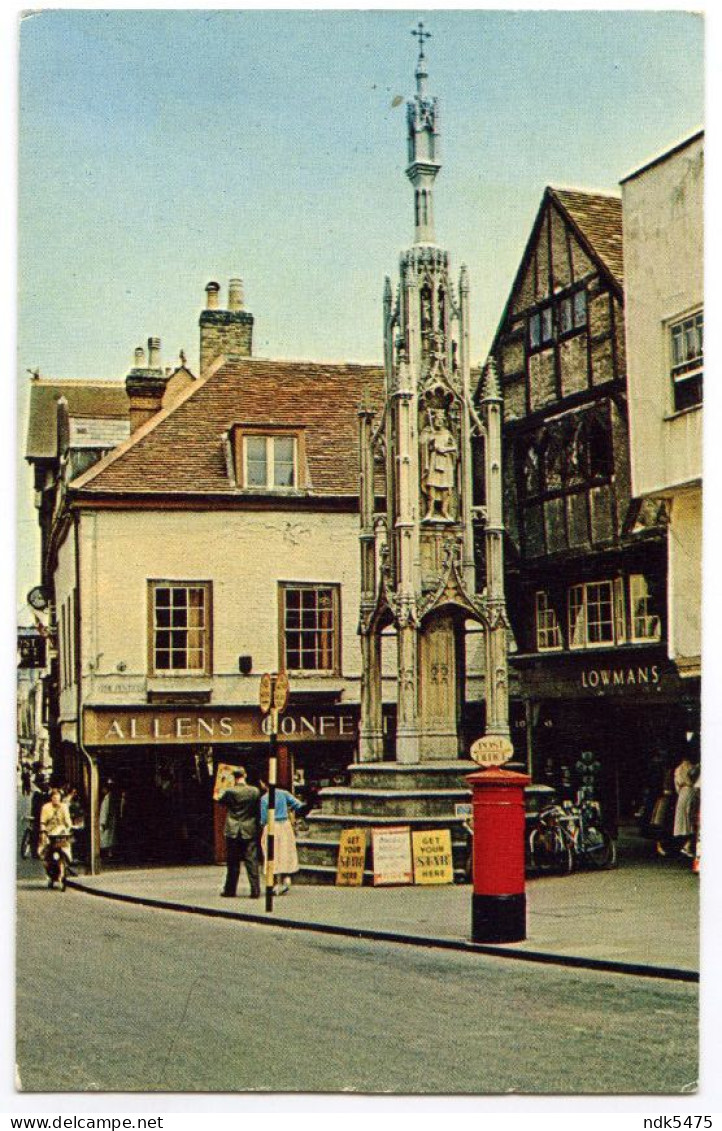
{"left": 621, "top": 130, "right": 703, "bottom": 682}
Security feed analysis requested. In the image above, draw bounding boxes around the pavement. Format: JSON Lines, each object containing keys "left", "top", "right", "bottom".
{"left": 66, "top": 828, "right": 699, "bottom": 980}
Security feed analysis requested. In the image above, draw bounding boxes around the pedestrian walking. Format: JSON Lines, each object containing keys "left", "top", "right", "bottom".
{"left": 217, "top": 767, "right": 261, "bottom": 899}
{"left": 260, "top": 783, "right": 304, "bottom": 895}
{"left": 689, "top": 764, "right": 701, "bottom": 870}
{"left": 30, "top": 774, "right": 50, "bottom": 858}
{"left": 651, "top": 760, "right": 675, "bottom": 857}
{"left": 673, "top": 755, "right": 697, "bottom": 857}
{"left": 99, "top": 781, "right": 121, "bottom": 860}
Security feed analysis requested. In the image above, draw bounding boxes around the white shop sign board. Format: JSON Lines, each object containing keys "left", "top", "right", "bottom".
{"left": 371, "top": 825, "right": 413, "bottom": 886}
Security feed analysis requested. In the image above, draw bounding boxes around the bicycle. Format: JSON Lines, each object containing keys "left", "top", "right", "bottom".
{"left": 529, "top": 797, "right": 616, "bottom": 874}
{"left": 528, "top": 804, "right": 574, "bottom": 875}
{"left": 19, "top": 817, "right": 34, "bottom": 860}
{"left": 564, "top": 798, "right": 617, "bottom": 869}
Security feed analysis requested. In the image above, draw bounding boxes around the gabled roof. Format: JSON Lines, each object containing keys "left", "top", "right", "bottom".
{"left": 25, "top": 365, "right": 197, "bottom": 460}
{"left": 486, "top": 185, "right": 624, "bottom": 373}
{"left": 550, "top": 188, "right": 624, "bottom": 286}
{"left": 72, "top": 357, "right": 385, "bottom": 498}
{"left": 26, "top": 380, "right": 129, "bottom": 459}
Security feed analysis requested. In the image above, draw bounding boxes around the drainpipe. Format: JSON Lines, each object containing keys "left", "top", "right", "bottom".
{"left": 73, "top": 508, "right": 100, "bottom": 874}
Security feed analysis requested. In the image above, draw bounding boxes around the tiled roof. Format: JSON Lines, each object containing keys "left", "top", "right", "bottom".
{"left": 26, "top": 380, "right": 129, "bottom": 459}
{"left": 25, "top": 367, "right": 196, "bottom": 460}
{"left": 73, "top": 357, "right": 385, "bottom": 498}
{"left": 550, "top": 188, "right": 624, "bottom": 285}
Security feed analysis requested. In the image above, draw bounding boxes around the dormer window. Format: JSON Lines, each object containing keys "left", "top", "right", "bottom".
{"left": 231, "top": 425, "right": 305, "bottom": 490}
{"left": 245, "top": 434, "right": 296, "bottom": 488}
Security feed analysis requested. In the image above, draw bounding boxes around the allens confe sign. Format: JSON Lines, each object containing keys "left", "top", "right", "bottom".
{"left": 83, "top": 706, "right": 360, "bottom": 746}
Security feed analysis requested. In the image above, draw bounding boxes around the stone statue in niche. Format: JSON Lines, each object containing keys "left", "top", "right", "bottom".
{"left": 420, "top": 406, "right": 457, "bottom": 521}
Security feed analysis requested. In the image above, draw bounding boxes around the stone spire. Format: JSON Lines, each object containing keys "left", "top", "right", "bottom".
{"left": 481, "top": 355, "right": 502, "bottom": 402}
{"left": 406, "top": 21, "right": 441, "bottom": 245}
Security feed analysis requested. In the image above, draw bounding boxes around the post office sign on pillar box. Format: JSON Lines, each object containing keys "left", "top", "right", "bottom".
{"left": 470, "top": 734, "right": 514, "bottom": 767}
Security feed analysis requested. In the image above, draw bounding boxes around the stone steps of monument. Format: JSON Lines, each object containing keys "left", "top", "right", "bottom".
{"left": 318, "top": 786, "right": 471, "bottom": 819}
{"left": 302, "top": 812, "right": 469, "bottom": 837}
{"left": 347, "top": 762, "right": 476, "bottom": 791}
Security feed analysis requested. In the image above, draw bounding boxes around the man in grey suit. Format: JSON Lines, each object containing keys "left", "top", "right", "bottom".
{"left": 218, "top": 767, "right": 261, "bottom": 898}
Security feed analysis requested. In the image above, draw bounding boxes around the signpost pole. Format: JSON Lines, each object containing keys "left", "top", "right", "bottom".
{"left": 265, "top": 703, "right": 278, "bottom": 913}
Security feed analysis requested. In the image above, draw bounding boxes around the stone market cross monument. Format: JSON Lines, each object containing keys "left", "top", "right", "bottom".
{"left": 358, "top": 27, "right": 510, "bottom": 766}
{"left": 297, "top": 30, "right": 510, "bottom": 881}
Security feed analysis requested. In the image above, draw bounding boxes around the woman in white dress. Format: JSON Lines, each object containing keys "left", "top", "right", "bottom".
{"left": 260, "top": 786, "right": 304, "bottom": 895}
{"left": 673, "top": 756, "right": 697, "bottom": 857}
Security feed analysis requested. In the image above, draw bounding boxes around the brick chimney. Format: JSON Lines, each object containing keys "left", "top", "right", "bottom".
{"left": 125, "top": 337, "right": 169, "bottom": 433}
{"left": 199, "top": 277, "right": 253, "bottom": 375}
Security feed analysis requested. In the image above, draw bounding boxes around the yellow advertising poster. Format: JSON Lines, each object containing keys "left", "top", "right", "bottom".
{"left": 371, "top": 826, "right": 413, "bottom": 886}
{"left": 212, "top": 763, "right": 238, "bottom": 801}
{"left": 335, "top": 828, "right": 367, "bottom": 886}
{"left": 412, "top": 829, "right": 454, "bottom": 885}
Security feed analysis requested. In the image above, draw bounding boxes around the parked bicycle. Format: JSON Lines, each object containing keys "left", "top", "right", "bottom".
{"left": 528, "top": 796, "right": 616, "bottom": 874}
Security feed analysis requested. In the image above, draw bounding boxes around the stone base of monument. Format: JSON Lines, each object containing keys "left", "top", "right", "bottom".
{"left": 296, "top": 760, "right": 477, "bottom": 885}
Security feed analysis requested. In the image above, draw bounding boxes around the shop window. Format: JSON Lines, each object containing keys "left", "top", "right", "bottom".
{"left": 568, "top": 580, "right": 621, "bottom": 649}
{"left": 629, "top": 574, "right": 661, "bottom": 643}
{"left": 150, "top": 582, "right": 211, "bottom": 675}
{"left": 535, "top": 591, "right": 562, "bottom": 652}
{"left": 614, "top": 577, "right": 627, "bottom": 645}
{"left": 281, "top": 584, "right": 340, "bottom": 675}
{"left": 670, "top": 310, "right": 703, "bottom": 412}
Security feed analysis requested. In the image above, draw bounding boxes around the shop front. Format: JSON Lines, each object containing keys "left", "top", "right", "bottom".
{"left": 81, "top": 703, "right": 363, "bottom": 866}
{"left": 512, "top": 647, "right": 700, "bottom": 831}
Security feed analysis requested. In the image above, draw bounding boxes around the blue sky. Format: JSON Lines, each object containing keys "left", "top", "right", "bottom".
{"left": 15, "top": 8, "right": 704, "bottom": 607}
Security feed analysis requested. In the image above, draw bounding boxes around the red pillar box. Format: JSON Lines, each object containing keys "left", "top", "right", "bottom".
{"left": 466, "top": 766, "right": 530, "bottom": 943}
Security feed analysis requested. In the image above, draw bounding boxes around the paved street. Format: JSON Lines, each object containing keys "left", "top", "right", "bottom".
{"left": 16, "top": 875, "right": 697, "bottom": 1095}
{"left": 68, "top": 827, "right": 700, "bottom": 975}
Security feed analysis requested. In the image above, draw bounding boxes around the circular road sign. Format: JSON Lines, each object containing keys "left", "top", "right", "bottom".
{"left": 470, "top": 734, "right": 514, "bottom": 767}
{"left": 259, "top": 673, "right": 273, "bottom": 715}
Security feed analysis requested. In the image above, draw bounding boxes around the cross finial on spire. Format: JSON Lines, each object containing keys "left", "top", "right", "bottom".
{"left": 411, "top": 20, "right": 431, "bottom": 60}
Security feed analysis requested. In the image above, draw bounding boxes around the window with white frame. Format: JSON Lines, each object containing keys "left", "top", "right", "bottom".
{"left": 568, "top": 581, "right": 620, "bottom": 649}
{"left": 670, "top": 310, "right": 703, "bottom": 412}
{"left": 244, "top": 434, "right": 297, "bottom": 489}
{"left": 614, "top": 577, "right": 627, "bottom": 645}
{"left": 281, "top": 584, "right": 340, "bottom": 674}
{"left": 150, "top": 582, "right": 211, "bottom": 675}
{"left": 535, "top": 591, "right": 562, "bottom": 651}
{"left": 629, "top": 574, "right": 661, "bottom": 643}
